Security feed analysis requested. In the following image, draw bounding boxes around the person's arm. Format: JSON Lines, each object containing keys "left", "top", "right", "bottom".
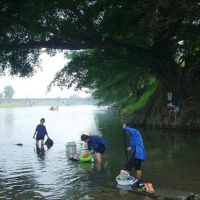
{"left": 33, "top": 125, "right": 38, "bottom": 139}
{"left": 83, "top": 149, "right": 93, "bottom": 158}
{"left": 87, "top": 142, "right": 93, "bottom": 154}
{"left": 33, "top": 130, "right": 37, "bottom": 139}
{"left": 87, "top": 149, "right": 94, "bottom": 154}
{"left": 83, "top": 142, "right": 94, "bottom": 157}
{"left": 44, "top": 126, "right": 49, "bottom": 138}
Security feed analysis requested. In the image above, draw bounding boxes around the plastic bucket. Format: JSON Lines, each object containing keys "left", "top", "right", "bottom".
{"left": 66, "top": 142, "right": 77, "bottom": 158}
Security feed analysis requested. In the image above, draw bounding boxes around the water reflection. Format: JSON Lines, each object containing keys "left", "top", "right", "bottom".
{"left": 35, "top": 144, "right": 46, "bottom": 160}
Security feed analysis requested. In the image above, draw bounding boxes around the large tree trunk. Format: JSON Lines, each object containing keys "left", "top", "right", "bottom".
{"left": 129, "top": 51, "right": 200, "bottom": 129}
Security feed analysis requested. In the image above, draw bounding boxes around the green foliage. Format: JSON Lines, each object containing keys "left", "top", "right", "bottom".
{"left": 0, "top": 92, "right": 3, "bottom": 99}
{"left": 181, "top": 107, "right": 200, "bottom": 126}
{"left": 48, "top": 49, "right": 154, "bottom": 105}
{"left": 4, "top": 85, "right": 15, "bottom": 99}
{"left": 0, "top": 0, "right": 199, "bottom": 79}
{"left": 0, "top": 0, "right": 199, "bottom": 124}
{"left": 123, "top": 82, "right": 158, "bottom": 114}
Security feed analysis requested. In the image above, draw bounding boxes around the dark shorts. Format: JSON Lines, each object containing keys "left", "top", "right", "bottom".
{"left": 96, "top": 143, "right": 106, "bottom": 155}
{"left": 36, "top": 135, "right": 45, "bottom": 141}
{"left": 125, "top": 156, "right": 142, "bottom": 171}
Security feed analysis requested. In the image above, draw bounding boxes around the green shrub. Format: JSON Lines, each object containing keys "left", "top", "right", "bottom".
{"left": 123, "top": 83, "right": 157, "bottom": 114}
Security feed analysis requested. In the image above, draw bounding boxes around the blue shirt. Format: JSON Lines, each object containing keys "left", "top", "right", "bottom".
{"left": 36, "top": 124, "right": 47, "bottom": 137}
{"left": 123, "top": 127, "right": 147, "bottom": 161}
{"left": 87, "top": 135, "right": 109, "bottom": 151}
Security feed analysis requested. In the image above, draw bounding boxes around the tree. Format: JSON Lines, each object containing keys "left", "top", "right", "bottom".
{"left": 0, "top": 0, "right": 199, "bottom": 125}
{"left": 4, "top": 85, "right": 15, "bottom": 99}
{"left": 0, "top": 93, "right": 3, "bottom": 99}
{"left": 48, "top": 50, "right": 154, "bottom": 106}
{"left": 69, "top": 94, "right": 81, "bottom": 99}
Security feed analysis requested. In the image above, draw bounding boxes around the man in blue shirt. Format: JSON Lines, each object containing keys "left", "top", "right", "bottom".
{"left": 33, "top": 118, "right": 49, "bottom": 146}
{"left": 81, "top": 134, "right": 109, "bottom": 162}
{"left": 123, "top": 124, "right": 147, "bottom": 179}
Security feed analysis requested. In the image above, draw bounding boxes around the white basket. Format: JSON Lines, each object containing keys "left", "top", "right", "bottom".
{"left": 116, "top": 179, "right": 134, "bottom": 186}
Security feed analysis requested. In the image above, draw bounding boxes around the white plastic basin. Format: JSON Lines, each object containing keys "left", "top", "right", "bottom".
{"left": 116, "top": 179, "right": 134, "bottom": 186}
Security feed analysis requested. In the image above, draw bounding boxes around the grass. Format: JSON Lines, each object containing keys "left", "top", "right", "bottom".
{"left": 123, "top": 83, "right": 157, "bottom": 114}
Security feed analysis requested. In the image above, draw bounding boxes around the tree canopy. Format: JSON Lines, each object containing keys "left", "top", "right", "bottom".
{"left": 0, "top": 0, "right": 199, "bottom": 126}
{"left": 0, "top": 92, "right": 3, "bottom": 99}
{"left": 4, "top": 85, "right": 15, "bottom": 99}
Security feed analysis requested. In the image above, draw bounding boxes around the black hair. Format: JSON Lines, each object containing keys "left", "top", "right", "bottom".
{"left": 81, "top": 134, "right": 90, "bottom": 141}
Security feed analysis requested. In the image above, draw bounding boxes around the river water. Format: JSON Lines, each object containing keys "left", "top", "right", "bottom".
{"left": 0, "top": 105, "right": 199, "bottom": 200}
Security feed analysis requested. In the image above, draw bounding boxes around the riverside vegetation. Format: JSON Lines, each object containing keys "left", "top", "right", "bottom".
{"left": 0, "top": 1, "right": 199, "bottom": 130}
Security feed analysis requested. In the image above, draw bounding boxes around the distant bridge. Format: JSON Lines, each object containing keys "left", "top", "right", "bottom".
{"left": 0, "top": 98, "right": 97, "bottom": 106}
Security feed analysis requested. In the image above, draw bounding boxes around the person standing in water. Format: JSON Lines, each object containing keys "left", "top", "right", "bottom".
{"left": 123, "top": 124, "right": 147, "bottom": 179}
{"left": 33, "top": 118, "right": 50, "bottom": 146}
{"left": 81, "top": 134, "right": 109, "bottom": 162}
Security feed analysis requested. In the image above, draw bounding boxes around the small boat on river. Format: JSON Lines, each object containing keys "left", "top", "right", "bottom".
{"left": 49, "top": 106, "right": 59, "bottom": 111}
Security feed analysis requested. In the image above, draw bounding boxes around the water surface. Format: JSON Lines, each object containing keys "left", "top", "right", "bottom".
{"left": 0, "top": 105, "right": 199, "bottom": 199}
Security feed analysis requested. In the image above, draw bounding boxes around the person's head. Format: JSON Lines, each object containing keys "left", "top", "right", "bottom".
{"left": 81, "top": 134, "right": 90, "bottom": 143}
{"left": 40, "top": 118, "right": 45, "bottom": 124}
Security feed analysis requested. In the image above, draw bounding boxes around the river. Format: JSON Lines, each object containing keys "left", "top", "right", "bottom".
{"left": 0, "top": 105, "right": 199, "bottom": 200}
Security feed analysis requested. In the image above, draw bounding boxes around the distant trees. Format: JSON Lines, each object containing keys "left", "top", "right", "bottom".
{"left": 4, "top": 85, "right": 15, "bottom": 99}
{"left": 0, "top": 93, "right": 3, "bottom": 99}
{"left": 68, "top": 94, "right": 81, "bottom": 99}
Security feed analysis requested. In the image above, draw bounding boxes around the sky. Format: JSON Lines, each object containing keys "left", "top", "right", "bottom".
{"left": 0, "top": 52, "right": 89, "bottom": 98}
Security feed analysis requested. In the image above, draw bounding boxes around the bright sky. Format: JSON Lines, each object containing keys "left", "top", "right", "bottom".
{"left": 0, "top": 52, "right": 89, "bottom": 98}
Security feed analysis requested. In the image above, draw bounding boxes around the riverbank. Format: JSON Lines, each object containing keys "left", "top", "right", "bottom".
{"left": 0, "top": 102, "right": 26, "bottom": 108}
{"left": 0, "top": 102, "right": 63, "bottom": 108}
{"left": 127, "top": 108, "right": 200, "bottom": 131}
{"left": 121, "top": 108, "right": 200, "bottom": 131}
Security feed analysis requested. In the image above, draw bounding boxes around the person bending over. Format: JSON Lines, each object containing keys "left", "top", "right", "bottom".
{"left": 81, "top": 134, "right": 108, "bottom": 162}
{"left": 123, "top": 124, "right": 147, "bottom": 179}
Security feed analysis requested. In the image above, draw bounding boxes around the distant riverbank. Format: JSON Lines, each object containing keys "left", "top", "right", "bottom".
{"left": 0, "top": 102, "right": 26, "bottom": 108}
{"left": 0, "top": 102, "right": 63, "bottom": 108}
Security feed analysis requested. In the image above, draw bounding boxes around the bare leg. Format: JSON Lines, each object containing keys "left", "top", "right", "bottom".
{"left": 95, "top": 162, "right": 102, "bottom": 171}
{"left": 168, "top": 110, "right": 171, "bottom": 118}
{"left": 95, "top": 152, "right": 102, "bottom": 162}
{"left": 41, "top": 139, "right": 44, "bottom": 146}
{"left": 36, "top": 140, "right": 39, "bottom": 145}
{"left": 136, "top": 170, "right": 142, "bottom": 179}
{"left": 174, "top": 112, "right": 177, "bottom": 121}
